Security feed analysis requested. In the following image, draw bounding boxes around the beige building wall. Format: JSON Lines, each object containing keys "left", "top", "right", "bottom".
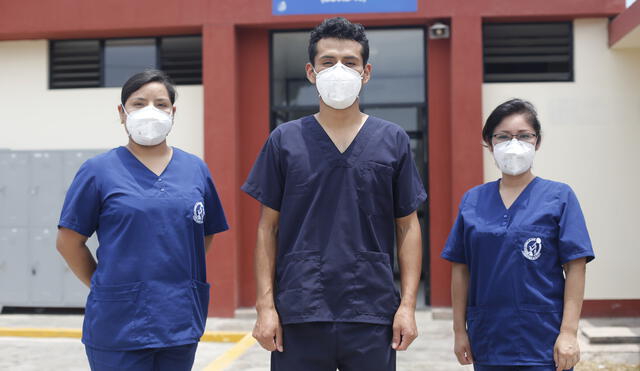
{"left": 483, "top": 18, "right": 640, "bottom": 300}
{"left": 0, "top": 40, "right": 204, "bottom": 158}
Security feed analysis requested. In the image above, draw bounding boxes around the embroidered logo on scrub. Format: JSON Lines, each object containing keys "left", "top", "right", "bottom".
{"left": 522, "top": 237, "right": 542, "bottom": 260}
{"left": 193, "top": 201, "right": 205, "bottom": 224}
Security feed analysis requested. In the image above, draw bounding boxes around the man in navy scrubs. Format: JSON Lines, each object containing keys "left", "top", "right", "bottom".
{"left": 242, "top": 17, "right": 427, "bottom": 371}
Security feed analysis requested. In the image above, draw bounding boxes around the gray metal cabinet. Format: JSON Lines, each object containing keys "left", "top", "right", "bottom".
{"left": 0, "top": 152, "right": 30, "bottom": 228}
{"left": 0, "top": 149, "right": 103, "bottom": 310}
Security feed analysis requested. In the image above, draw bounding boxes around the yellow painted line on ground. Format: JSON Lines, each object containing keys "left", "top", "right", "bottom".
{"left": 0, "top": 328, "right": 246, "bottom": 343}
{"left": 0, "top": 328, "right": 82, "bottom": 339}
{"left": 202, "top": 332, "right": 257, "bottom": 371}
{"left": 200, "top": 331, "right": 247, "bottom": 343}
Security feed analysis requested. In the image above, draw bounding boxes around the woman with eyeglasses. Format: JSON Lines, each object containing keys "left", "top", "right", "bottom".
{"left": 441, "top": 99, "right": 594, "bottom": 371}
{"left": 56, "top": 69, "right": 228, "bottom": 370}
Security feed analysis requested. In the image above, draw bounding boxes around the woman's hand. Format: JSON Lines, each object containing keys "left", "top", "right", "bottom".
{"left": 554, "top": 331, "right": 580, "bottom": 371}
{"left": 454, "top": 330, "right": 474, "bottom": 365}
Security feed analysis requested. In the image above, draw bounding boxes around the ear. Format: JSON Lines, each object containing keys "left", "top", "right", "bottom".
{"left": 118, "top": 104, "right": 126, "bottom": 125}
{"left": 305, "top": 63, "right": 317, "bottom": 84}
{"left": 362, "top": 63, "right": 372, "bottom": 85}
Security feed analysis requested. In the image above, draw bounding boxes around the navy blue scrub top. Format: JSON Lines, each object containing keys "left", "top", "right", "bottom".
{"left": 441, "top": 177, "right": 594, "bottom": 366}
{"left": 242, "top": 115, "right": 427, "bottom": 325}
{"left": 59, "top": 147, "right": 228, "bottom": 351}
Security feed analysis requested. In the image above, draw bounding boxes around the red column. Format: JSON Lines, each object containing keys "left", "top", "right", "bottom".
{"left": 203, "top": 23, "right": 240, "bottom": 317}
{"left": 428, "top": 35, "right": 453, "bottom": 308}
{"left": 450, "top": 15, "right": 484, "bottom": 213}
{"left": 237, "top": 28, "right": 271, "bottom": 308}
{"left": 430, "top": 16, "right": 484, "bottom": 307}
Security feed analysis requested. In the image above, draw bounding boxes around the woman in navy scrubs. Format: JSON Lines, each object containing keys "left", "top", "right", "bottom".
{"left": 56, "top": 69, "right": 228, "bottom": 371}
{"left": 442, "top": 99, "right": 594, "bottom": 371}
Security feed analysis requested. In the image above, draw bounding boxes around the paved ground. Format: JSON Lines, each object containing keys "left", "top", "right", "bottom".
{"left": 0, "top": 309, "right": 638, "bottom": 371}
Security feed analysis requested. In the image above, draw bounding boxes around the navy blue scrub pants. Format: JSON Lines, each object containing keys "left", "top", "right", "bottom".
{"left": 271, "top": 322, "right": 395, "bottom": 371}
{"left": 85, "top": 343, "right": 198, "bottom": 371}
{"left": 474, "top": 365, "right": 573, "bottom": 371}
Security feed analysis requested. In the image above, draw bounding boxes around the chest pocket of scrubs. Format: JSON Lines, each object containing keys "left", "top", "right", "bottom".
{"left": 284, "top": 168, "right": 311, "bottom": 196}
{"left": 355, "top": 162, "right": 394, "bottom": 216}
{"left": 512, "top": 227, "right": 564, "bottom": 310}
{"left": 275, "top": 251, "right": 322, "bottom": 321}
{"left": 85, "top": 282, "right": 147, "bottom": 348}
{"left": 350, "top": 251, "right": 399, "bottom": 318}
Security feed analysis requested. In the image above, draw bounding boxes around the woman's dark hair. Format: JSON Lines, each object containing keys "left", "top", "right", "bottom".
{"left": 308, "top": 17, "right": 370, "bottom": 65}
{"left": 121, "top": 69, "right": 177, "bottom": 105}
{"left": 482, "top": 98, "right": 541, "bottom": 146}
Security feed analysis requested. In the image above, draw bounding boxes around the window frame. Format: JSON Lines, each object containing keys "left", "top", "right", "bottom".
{"left": 482, "top": 21, "right": 574, "bottom": 83}
{"left": 48, "top": 35, "right": 202, "bottom": 89}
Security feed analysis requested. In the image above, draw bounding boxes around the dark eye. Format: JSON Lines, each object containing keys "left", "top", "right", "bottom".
{"left": 495, "top": 134, "right": 510, "bottom": 141}
{"left": 518, "top": 133, "right": 534, "bottom": 140}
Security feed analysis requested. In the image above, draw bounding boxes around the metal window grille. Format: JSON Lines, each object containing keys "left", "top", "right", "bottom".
{"left": 49, "top": 40, "right": 102, "bottom": 88}
{"left": 160, "top": 36, "right": 202, "bottom": 85}
{"left": 483, "top": 22, "right": 573, "bottom": 83}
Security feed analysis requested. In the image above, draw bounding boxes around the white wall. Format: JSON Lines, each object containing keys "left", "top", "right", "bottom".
{"left": 0, "top": 40, "right": 204, "bottom": 158}
{"left": 483, "top": 18, "right": 640, "bottom": 300}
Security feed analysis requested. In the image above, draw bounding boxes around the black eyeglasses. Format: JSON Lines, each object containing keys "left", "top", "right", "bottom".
{"left": 492, "top": 132, "right": 537, "bottom": 143}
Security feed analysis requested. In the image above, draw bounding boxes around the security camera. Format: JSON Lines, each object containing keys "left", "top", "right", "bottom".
{"left": 429, "top": 22, "right": 450, "bottom": 39}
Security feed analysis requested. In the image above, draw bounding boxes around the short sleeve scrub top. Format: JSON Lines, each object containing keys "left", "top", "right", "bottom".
{"left": 59, "top": 147, "right": 228, "bottom": 351}
{"left": 242, "top": 115, "right": 427, "bottom": 326}
{"left": 441, "top": 177, "right": 594, "bottom": 366}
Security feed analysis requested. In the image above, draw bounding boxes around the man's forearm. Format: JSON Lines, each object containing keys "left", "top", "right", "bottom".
{"left": 396, "top": 214, "right": 422, "bottom": 309}
{"left": 255, "top": 224, "right": 278, "bottom": 311}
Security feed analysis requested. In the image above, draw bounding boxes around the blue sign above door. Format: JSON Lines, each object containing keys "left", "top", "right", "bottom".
{"left": 272, "top": 0, "right": 418, "bottom": 16}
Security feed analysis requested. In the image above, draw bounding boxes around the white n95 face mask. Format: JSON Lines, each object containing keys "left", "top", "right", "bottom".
{"left": 123, "top": 105, "right": 174, "bottom": 146}
{"left": 493, "top": 138, "right": 536, "bottom": 176}
{"left": 314, "top": 62, "right": 363, "bottom": 110}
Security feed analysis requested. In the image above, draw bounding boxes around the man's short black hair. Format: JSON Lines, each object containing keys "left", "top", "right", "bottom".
{"left": 308, "top": 17, "right": 370, "bottom": 65}
{"left": 482, "top": 98, "right": 542, "bottom": 147}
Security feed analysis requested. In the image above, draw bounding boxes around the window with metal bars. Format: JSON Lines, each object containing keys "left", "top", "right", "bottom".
{"left": 483, "top": 22, "right": 573, "bottom": 83}
{"left": 49, "top": 36, "right": 202, "bottom": 89}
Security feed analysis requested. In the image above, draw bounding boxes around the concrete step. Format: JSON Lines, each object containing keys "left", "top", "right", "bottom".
{"left": 582, "top": 326, "right": 640, "bottom": 344}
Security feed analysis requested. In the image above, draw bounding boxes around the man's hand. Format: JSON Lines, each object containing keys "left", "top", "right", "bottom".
{"left": 391, "top": 305, "right": 418, "bottom": 351}
{"left": 453, "top": 330, "right": 474, "bottom": 365}
{"left": 253, "top": 308, "right": 283, "bottom": 352}
{"left": 554, "top": 331, "right": 580, "bottom": 371}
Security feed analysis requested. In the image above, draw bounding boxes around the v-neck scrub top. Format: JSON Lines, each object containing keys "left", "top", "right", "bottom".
{"left": 58, "top": 147, "right": 228, "bottom": 351}
{"left": 441, "top": 177, "right": 594, "bottom": 366}
{"left": 242, "top": 115, "right": 427, "bottom": 325}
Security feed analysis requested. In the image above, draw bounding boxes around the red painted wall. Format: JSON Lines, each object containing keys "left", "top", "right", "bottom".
{"left": 609, "top": 0, "right": 640, "bottom": 46}
{"left": 0, "top": 0, "right": 628, "bottom": 317}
